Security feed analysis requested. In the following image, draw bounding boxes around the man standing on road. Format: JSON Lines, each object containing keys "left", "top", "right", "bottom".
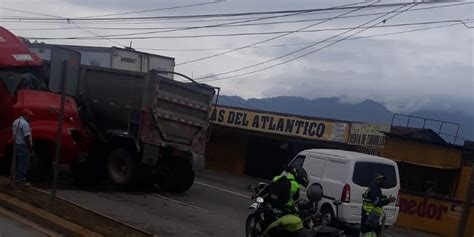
{"left": 11, "top": 109, "right": 34, "bottom": 187}
{"left": 360, "top": 173, "right": 396, "bottom": 237}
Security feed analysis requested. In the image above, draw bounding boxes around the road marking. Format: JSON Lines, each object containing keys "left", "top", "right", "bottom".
{"left": 194, "top": 181, "right": 252, "bottom": 199}
{"left": 151, "top": 194, "right": 215, "bottom": 214}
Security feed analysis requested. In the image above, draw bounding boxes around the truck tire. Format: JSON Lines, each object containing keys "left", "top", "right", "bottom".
{"left": 158, "top": 159, "right": 195, "bottom": 193}
{"left": 106, "top": 148, "right": 138, "bottom": 187}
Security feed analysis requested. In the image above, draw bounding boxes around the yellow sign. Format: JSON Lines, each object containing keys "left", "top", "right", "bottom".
{"left": 349, "top": 123, "right": 390, "bottom": 156}
{"left": 211, "top": 106, "right": 349, "bottom": 142}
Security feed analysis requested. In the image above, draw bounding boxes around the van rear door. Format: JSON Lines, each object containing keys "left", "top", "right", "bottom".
{"left": 320, "top": 158, "right": 350, "bottom": 202}
{"left": 351, "top": 162, "right": 399, "bottom": 220}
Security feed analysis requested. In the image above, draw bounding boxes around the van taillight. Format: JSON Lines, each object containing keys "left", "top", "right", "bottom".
{"left": 396, "top": 192, "right": 400, "bottom": 207}
{"left": 341, "top": 184, "right": 351, "bottom": 203}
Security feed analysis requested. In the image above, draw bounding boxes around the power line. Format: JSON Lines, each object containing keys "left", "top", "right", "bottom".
{"left": 61, "top": 9, "right": 323, "bottom": 38}
{"left": 8, "top": 16, "right": 473, "bottom": 32}
{"left": 81, "top": 0, "right": 224, "bottom": 18}
{"left": 176, "top": 0, "right": 373, "bottom": 66}
{"left": 24, "top": 19, "right": 471, "bottom": 40}
{"left": 4, "top": 2, "right": 471, "bottom": 26}
{"left": 128, "top": 22, "right": 467, "bottom": 52}
{"left": 198, "top": 3, "right": 418, "bottom": 82}
{"left": 0, "top": 6, "right": 64, "bottom": 18}
{"left": 0, "top": 2, "right": 449, "bottom": 22}
{"left": 23, "top": 21, "right": 466, "bottom": 47}
{"left": 17, "top": 7, "right": 329, "bottom": 40}
{"left": 2, "top": 7, "right": 129, "bottom": 48}
{"left": 70, "top": 20, "right": 129, "bottom": 48}
{"left": 22, "top": 16, "right": 472, "bottom": 40}
{"left": 195, "top": 22, "right": 465, "bottom": 79}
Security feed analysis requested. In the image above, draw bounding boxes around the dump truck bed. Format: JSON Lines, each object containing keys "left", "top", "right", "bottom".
{"left": 76, "top": 66, "right": 215, "bottom": 153}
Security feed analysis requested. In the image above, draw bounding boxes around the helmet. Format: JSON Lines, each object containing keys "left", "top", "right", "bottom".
{"left": 290, "top": 167, "right": 309, "bottom": 188}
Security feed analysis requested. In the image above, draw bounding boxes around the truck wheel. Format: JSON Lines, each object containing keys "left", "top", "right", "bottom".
{"left": 158, "top": 159, "right": 195, "bottom": 193}
{"left": 106, "top": 148, "right": 137, "bottom": 187}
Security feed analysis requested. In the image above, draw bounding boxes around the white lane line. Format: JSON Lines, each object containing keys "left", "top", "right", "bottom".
{"left": 194, "top": 181, "right": 252, "bottom": 199}
{"left": 151, "top": 194, "right": 215, "bottom": 214}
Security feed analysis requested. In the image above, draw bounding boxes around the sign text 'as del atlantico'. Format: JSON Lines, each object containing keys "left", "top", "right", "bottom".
{"left": 211, "top": 106, "right": 349, "bottom": 143}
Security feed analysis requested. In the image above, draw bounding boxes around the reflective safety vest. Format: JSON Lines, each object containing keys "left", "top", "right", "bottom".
{"left": 359, "top": 231, "right": 377, "bottom": 237}
{"left": 362, "top": 188, "right": 383, "bottom": 216}
{"left": 264, "top": 214, "right": 304, "bottom": 236}
{"left": 272, "top": 173, "right": 299, "bottom": 207}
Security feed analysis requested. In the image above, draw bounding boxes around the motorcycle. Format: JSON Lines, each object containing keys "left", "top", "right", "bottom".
{"left": 246, "top": 182, "right": 345, "bottom": 237}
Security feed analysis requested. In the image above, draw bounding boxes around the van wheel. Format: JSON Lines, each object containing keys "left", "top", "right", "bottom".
{"left": 321, "top": 205, "right": 336, "bottom": 226}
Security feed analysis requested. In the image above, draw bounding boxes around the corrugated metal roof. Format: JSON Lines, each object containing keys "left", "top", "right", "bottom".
{"left": 389, "top": 126, "right": 448, "bottom": 144}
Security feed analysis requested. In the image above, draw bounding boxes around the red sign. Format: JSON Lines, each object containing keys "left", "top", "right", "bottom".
{"left": 399, "top": 197, "right": 448, "bottom": 221}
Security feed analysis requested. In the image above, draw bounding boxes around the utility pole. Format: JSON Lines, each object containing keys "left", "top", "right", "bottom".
{"left": 456, "top": 165, "right": 474, "bottom": 237}
{"left": 50, "top": 59, "right": 68, "bottom": 208}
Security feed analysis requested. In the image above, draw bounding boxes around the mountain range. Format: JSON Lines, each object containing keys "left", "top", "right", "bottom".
{"left": 217, "top": 95, "right": 473, "bottom": 144}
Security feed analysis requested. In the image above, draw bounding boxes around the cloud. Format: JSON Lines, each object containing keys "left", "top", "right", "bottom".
{"left": 1, "top": 0, "right": 472, "bottom": 115}
{"left": 228, "top": 37, "right": 473, "bottom": 114}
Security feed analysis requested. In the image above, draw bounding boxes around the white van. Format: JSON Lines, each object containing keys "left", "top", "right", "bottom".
{"left": 289, "top": 149, "right": 400, "bottom": 226}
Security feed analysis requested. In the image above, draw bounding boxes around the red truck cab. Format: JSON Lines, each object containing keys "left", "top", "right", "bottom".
{"left": 0, "top": 27, "right": 87, "bottom": 174}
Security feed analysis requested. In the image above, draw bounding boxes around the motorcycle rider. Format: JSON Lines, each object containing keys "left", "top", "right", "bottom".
{"left": 360, "top": 173, "right": 396, "bottom": 237}
{"left": 273, "top": 166, "right": 309, "bottom": 207}
{"left": 262, "top": 166, "right": 310, "bottom": 237}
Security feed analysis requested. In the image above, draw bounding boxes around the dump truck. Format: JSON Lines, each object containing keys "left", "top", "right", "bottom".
{"left": 69, "top": 66, "right": 216, "bottom": 191}
{"left": 0, "top": 27, "right": 216, "bottom": 192}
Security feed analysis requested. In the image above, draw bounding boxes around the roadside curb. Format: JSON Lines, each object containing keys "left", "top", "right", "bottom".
{"left": 0, "top": 177, "right": 154, "bottom": 237}
{"left": 0, "top": 206, "right": 62, "bottom": 237}
{"left": 0, "top": 192, "right": 102, "bottom": 237}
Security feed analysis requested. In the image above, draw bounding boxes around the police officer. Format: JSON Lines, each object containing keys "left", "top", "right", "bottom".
{"left": 274, "top": 166, "right": 309, "bottom": 208}
{"left": 262, "top": 167, "right": 310, "bottom": 237}
{"left": 360, "top": 173, "right": 396, "bottom": 237}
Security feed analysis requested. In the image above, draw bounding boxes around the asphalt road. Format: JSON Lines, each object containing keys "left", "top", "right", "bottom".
{"left": 46, "top": 169, "right": 438, "bottom": 237}
{"left": 49, "top": 170, "right": 255, "bottom": 237}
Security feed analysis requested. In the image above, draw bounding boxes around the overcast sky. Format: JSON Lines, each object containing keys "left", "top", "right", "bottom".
{"left": 1, "top": 0, "right": 473, "bottom": 115}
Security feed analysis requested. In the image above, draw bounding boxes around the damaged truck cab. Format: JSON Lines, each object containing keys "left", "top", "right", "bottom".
{"left": 0, "top": 27, "right": 87, "bottom": 175}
